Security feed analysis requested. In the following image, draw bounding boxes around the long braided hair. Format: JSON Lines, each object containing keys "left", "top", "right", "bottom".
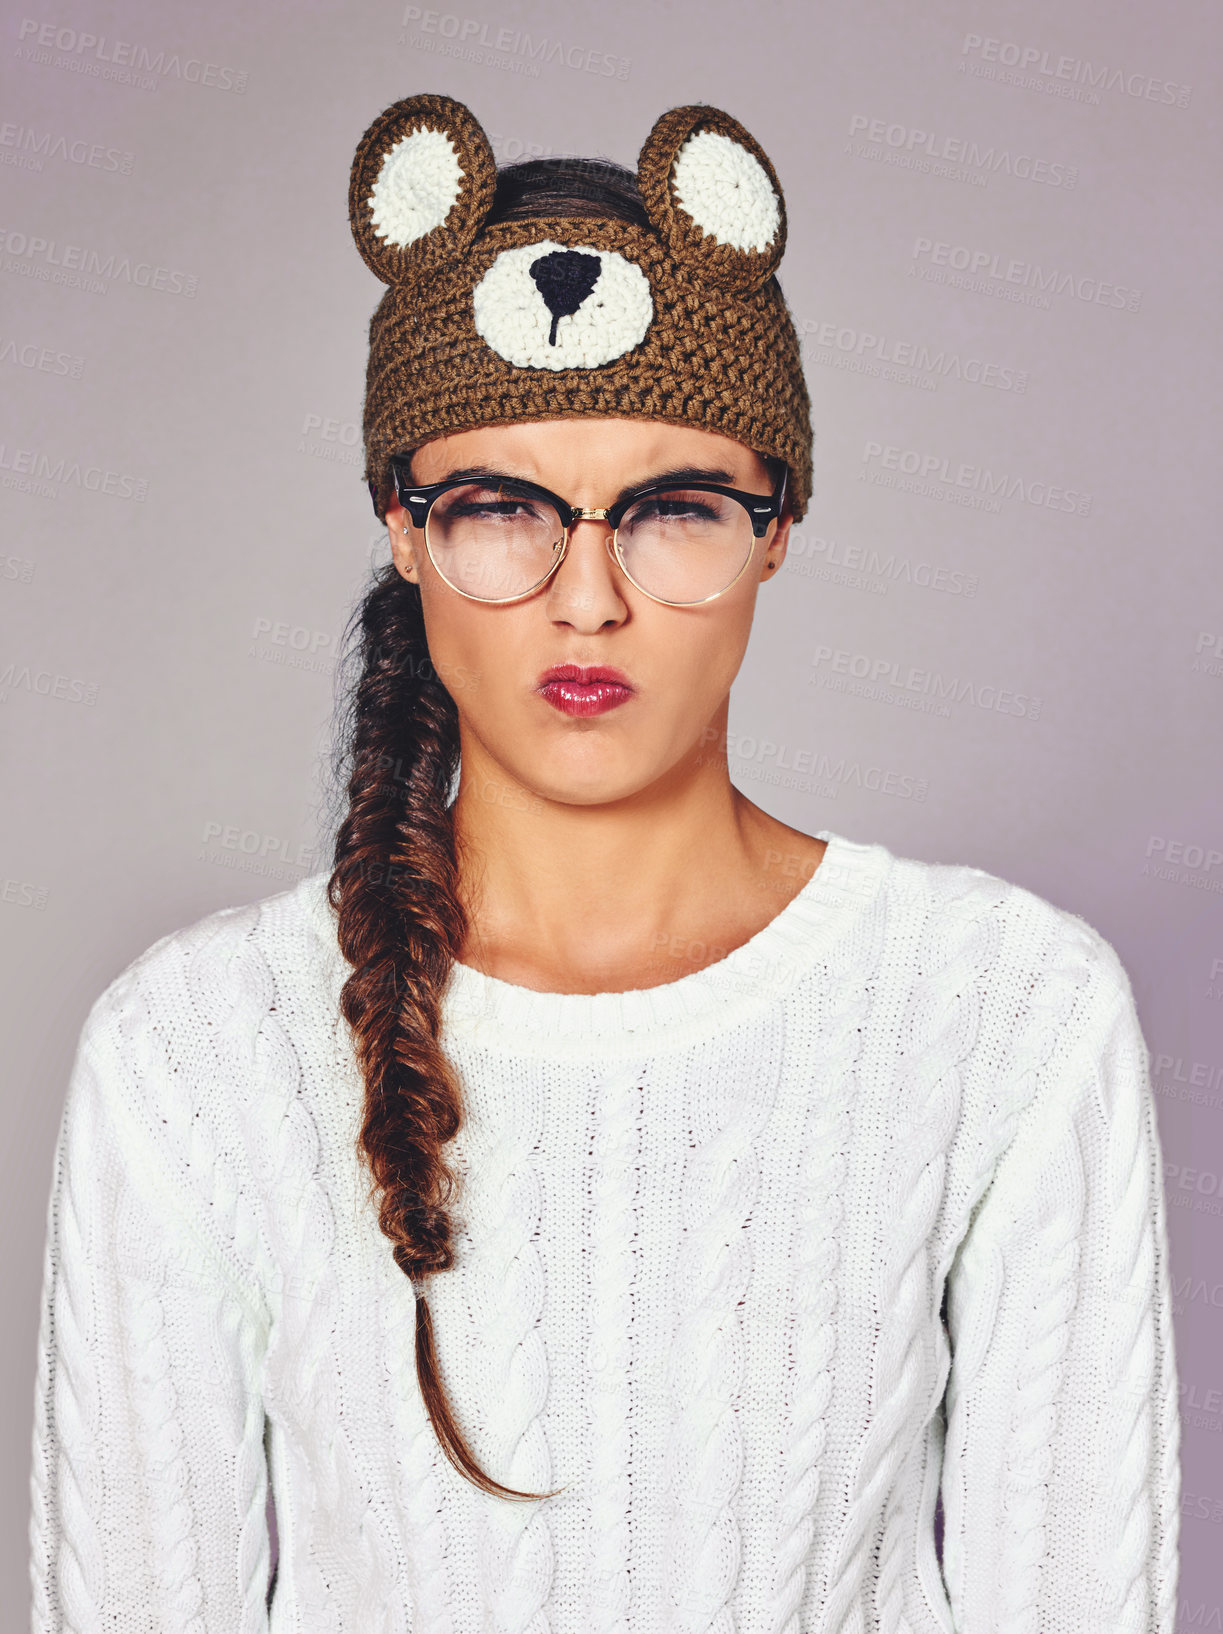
{"left": 327, "top": 151, "right": 785, "bottom": 1501}
{"left": 326, "top": 154, "right": 652, "bottom": 1503}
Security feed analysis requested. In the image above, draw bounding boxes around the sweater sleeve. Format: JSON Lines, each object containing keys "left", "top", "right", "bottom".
{"left": 939, "top": 954, "right": 1181, "bottom": 1634}
{"left": 28, "top": 981, "right": 274, "bottom": 1634}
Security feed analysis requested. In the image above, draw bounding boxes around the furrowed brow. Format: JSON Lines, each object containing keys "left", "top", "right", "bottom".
{"left": 610, "top": 467, "right": 735, "bottom": 507}
{"left": 417, "top": 464, "right": 739, "bottom": 505}
{"left": 414, "top": 465, "right": 531, "bottom": 488}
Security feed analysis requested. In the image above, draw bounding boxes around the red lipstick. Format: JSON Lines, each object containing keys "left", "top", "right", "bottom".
{"left": 536, "top": 663, "right": 635, "bottom": 717}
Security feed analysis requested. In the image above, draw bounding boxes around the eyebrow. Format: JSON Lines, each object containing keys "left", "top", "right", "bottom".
{"left": 417, "top": 463, "right": 740, "bottom": 507}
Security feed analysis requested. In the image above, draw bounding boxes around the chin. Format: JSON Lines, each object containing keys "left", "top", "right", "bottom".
{"left": 524, "top": 766, "right": 645, "bottom": 809}
{"left": 513, "top": 740, "right": 665, "bottom": 809}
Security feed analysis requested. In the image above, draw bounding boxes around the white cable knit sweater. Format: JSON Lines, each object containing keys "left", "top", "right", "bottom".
{"left": 28, "top": 827, "right": 1181, "bottom": 1633}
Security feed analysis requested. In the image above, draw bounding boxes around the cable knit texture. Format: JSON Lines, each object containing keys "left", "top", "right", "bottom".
{"left": 28, "top": 828, "right": 1181, "bottom": 1632}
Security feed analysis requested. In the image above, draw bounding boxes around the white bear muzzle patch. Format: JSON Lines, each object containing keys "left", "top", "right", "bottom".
{"left": 472, "top": 240, "right": 653, "bottom": 370}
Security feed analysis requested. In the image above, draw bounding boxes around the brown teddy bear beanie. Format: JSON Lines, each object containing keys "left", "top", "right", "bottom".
{"left": 347, "top": 93, "right": 813, "bottom": 522}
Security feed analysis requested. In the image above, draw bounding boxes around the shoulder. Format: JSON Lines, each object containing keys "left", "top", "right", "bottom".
{"left": 857, "top": 839, "right": 1150, "bottom": 1203}
{"left": 82, "top": 870, "right": 339, "bottom": 1050}
{"left": 69, "top": 872, "right": 342, "bottom": 1225}
{"left": 871, "top": 836, "right": 1136, "bottom": 1055}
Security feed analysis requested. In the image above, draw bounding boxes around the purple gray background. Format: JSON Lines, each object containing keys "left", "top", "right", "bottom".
{"left": 3, "top": 0, "right": 1220, "bottom": 1621}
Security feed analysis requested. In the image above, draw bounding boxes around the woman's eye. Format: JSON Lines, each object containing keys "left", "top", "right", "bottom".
{"left": 632, "top": 496, "right": 719, "bottom": 523}
{"left": 456, "top": 501, "right": 531, "bottom": 517}
{"left": 446, "top": 486, "right": 548, "bottom": 521}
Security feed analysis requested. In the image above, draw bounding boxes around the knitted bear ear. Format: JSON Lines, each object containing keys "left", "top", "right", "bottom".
{"left": 348, "top": 92, "right": 496, "bottom": 284}
{"left": 636, "top": 104, "right": 787, "bottom": 294}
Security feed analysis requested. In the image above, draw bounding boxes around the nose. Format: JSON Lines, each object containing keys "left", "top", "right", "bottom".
{"left": 544, "top": 513, "right": 627, "bottom": 630}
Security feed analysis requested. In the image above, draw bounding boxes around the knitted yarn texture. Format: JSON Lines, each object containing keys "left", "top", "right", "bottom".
{"left": 29, "top": 829, "right": 1181, "bottom": 1632}
{"left": 348, "top": 94, "right": 814, "bottom": 522}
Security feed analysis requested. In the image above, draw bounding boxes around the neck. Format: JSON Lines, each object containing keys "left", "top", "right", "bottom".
{"left": 447, "top": 711, "right": 826, "bottom": 993}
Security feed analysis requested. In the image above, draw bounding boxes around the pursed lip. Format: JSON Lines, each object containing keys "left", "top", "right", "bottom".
{"left": 535, "top": 663, "right": 636, "bottom": 718}
{"left": 535, "top": 663, "right": 636, "bottom": 691}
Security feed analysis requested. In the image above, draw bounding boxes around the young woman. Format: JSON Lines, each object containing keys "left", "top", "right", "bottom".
{"left": 30, "top": 94, "right": 1180, "bottom": 1632}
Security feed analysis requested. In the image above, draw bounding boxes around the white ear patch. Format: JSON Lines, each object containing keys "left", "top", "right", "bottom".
{"left": 368, "top": 126, "right": 464, "bottom": 248}
{"left": 472, "top": 241, "right": 653, "bottom": 370}
{"left": 670, "top": 129, "right": 780, "bottom": 252}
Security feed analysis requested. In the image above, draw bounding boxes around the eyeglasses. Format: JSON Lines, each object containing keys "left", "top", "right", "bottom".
{"left": 388, "top": 455, "right": 788, "bottom": 607}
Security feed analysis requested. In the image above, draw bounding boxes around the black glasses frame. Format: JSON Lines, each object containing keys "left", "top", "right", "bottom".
{"left": 387, "top": 457, "right": 787, "bottom": 539}
{"left": 382, "top": 455, "right": 789, "bottom": 607}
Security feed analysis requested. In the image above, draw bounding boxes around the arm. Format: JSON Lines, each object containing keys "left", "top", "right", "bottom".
{"left": 29, "top": 985, "right": 273, "bottom": 1634}
{"left": 940, "top": 959, "right": 1181, "bottom": 1633}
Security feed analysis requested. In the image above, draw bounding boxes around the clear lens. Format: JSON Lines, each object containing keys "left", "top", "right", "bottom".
{"left": 425, "top": 481, "right": 565, "bottom": 601}
{"left": 422, "top": 481, "right": 760, "bottom": 605}
{"left": 615, "top": 488, "right": 756, "bottom": 603}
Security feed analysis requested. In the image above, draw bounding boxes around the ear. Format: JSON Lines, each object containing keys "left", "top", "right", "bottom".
{"left": 637, "top": 104, "right": 787, "bottom": 294}
{"left": 348, "top": 92, "right": 496, "bottom": 284}
{"left": 386, "top": 497, "right": 422, "bottom": 584}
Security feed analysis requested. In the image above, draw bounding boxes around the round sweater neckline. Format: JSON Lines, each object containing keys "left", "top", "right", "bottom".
{"left": 303, "top": 828, "right": 890, "bottom": 1056}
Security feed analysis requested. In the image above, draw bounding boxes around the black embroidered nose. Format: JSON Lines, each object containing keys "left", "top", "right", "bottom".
{"left": 529, "top": 250, "right": 602, "bottom": 345}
